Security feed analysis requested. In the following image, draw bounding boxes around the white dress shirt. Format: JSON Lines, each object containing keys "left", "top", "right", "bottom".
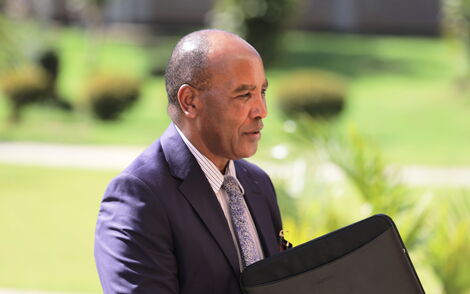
{"left": 175, "top": 125, "right": 264, "bottom": 271}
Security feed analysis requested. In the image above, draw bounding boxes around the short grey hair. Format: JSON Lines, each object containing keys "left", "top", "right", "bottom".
{"left": 164, "top": 31, "right": 212, "bottom": 109}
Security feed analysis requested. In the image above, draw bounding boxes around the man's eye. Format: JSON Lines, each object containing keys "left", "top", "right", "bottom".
{"left": 238, "top": 93, "right": 251, "bottom": 98}
{"left": 261, "top": 89, "right": 267, "bottom": 96}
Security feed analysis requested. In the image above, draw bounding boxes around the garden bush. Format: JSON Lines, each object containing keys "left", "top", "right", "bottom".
{"left": 83, "top": 73, "right": 140, "bottom": 120}
{"left": 37, "top": 49, "right": 73, "bottom": 111}
{"left": 277, "top": 69, "right": 348, "bottom": 119}
{"left": 427, "top": 192, "right": 470, "bottom": 294}
{"left": 0, "top": 66, "right": 49, "bottom": 122}
{"left": 38, "top": 49, "right": 60, "bottom": 80}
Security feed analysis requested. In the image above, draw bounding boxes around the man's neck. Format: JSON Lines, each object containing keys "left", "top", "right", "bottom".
{"left": 175, "top": 123, "right": 229, "bottom": 173}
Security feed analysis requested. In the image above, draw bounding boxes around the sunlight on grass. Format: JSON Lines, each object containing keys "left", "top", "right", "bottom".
{"left": 0, "top": 164, "right": 117, "bottom": 292}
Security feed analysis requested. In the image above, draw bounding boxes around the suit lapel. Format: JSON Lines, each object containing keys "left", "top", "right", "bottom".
{"left": 235, "top": 162, "right": 279, "bottom": 258}
{"left": 179, "top": 169, "right": 241, "bottom": 274}
{"left": 160, "top": 124, "right": 241, "bottom": 275}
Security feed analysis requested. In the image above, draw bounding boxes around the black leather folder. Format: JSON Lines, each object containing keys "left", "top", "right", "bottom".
{"left": 240, "top": 214, "right": 425, "bottom": 294}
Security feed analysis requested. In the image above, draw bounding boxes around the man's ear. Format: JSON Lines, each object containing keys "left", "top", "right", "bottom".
{"left": 177, "top": 84, "right": 201, "bottom": 119}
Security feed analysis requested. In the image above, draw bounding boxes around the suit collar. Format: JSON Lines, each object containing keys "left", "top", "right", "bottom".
{"left": 160, "top": 123, "right": 193, "bottom": 180}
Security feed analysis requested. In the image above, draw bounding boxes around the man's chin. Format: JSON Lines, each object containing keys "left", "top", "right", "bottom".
{"left": 236, "top": 146, "right": 258, "bottom": 159}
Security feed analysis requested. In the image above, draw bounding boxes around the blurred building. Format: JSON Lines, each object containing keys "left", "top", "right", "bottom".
{"left": 296, "top": 0, "right": 441, "bottom": 35}
{"left": 1, "top": 0, "right": 441, "bottom": 35}
{"left": 104, "top": 0, "right": 213, "bottom": 30}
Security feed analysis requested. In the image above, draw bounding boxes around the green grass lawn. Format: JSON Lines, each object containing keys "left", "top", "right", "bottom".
{"left": 0, "top": 164, "right": 116, "bottom": 293}
{"left": 346, "top": 77, "right": 470, "bottom": 165}
{"left": 1, "top": 28, "right": 470, "bottom": 165}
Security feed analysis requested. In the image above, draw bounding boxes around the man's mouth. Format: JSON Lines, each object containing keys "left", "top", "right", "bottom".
{"left": 243, "top": 128, "right": 263, "bottom": 140}
{"left": 243, "top": 122, "right": 264, "bottom": 139}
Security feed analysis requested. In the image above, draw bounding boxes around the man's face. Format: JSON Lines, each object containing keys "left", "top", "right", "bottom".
{"left": 196, "top": 52, "right": 268, "bottom": 166}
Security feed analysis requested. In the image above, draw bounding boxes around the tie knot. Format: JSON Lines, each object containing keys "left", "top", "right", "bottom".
{"left": 222, "top": 175, "right": 242, "bottom": 196}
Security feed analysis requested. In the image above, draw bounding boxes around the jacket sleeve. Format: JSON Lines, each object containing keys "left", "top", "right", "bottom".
{"left": 94, "top": 173, "right": 178, "bottom": 294}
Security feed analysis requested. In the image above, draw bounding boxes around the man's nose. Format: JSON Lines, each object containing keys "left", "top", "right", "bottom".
{"left": 250, "top": 93, "right": 268, "bottom": 119}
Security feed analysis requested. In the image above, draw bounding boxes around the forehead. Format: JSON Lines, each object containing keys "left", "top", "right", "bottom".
{"left": 209, "top": 53, "right": 266, "bottom": 89}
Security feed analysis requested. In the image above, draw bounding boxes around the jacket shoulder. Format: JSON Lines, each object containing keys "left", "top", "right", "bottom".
{"left": 236, "top": 159, "right": 271, "bottom": 182}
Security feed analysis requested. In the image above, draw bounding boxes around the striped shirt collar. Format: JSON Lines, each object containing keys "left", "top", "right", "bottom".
{"left": 175, "top": 125, "right": 245, "bottom": 195}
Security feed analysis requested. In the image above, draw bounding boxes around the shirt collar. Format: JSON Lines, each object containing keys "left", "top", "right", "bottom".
{"left": 175, "top": 125, "right": 245, "bottom": 195}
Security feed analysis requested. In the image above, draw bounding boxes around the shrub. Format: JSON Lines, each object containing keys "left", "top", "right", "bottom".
{"left": 83, "top": 74, "right": 140, "bottom": 120}
{"left": 37, "top": 49, "right": 73, "bottom": 111}
{"left": 324, "top": 128, "right": 431, "bottom": 250}
{"left": 0, "top": 66, "right": 49, "bottom": 122}
{"left": 38, "top": 49, "right": 60, "bottom": 80}
{"left": 427, "top": 192, "right": 470, "bottom": 294}
{"left": 277, "top": 70, "right": 348, "bottom": 119}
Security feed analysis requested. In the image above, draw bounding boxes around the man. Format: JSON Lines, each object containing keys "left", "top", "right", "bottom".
{"left": 94, "top": 29, "right": 284, "bottom": 294}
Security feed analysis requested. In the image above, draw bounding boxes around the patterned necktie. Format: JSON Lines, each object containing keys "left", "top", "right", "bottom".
{"left": 222, "top": 175, "right": 262, "bottom": 268}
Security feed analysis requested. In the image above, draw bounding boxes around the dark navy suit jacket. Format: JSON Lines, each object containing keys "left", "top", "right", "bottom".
{"left": 94, "top": 123, "right": 283, "bottom": 294}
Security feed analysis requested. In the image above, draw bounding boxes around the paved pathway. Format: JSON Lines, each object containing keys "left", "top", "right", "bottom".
{"left": 1, "top": 141, "right": 470, "bottom": 187}
{"left": 0, "top": 289, "right": 86, "bottom": 294}
{"left": 0, "top": 141, "right": 144, "bottom": 170}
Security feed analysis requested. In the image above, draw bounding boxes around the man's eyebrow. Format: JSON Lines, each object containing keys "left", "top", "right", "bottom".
{"left": 233, "top": 80, "right": 269, "bottom": 93}
{"left": 233, "top": 84, "right": 256, "bottom": 93}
